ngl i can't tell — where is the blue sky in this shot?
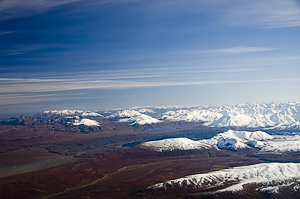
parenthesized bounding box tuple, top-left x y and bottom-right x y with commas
(1, 0, 300, 114)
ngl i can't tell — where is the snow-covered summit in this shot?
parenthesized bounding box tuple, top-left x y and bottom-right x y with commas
(141, 138, 211, 152)
(73, 118, 100, 127)
(209, 130, 274, 150)
(113, 110, 160, 125)
(218, 130, 274, 140)
(151, 162, 300, 192)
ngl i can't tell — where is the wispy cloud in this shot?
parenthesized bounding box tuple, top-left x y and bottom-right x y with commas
(0, 63, 298, 106)
(223, 0, 300, 28)
(0, 0, 81, 20)
(0, 94, 60, 105)
(0, 72, 297, 94)
(1, 44, 69, 56)
(202, 46, 278, 54)
(0, 31, 13, 36)
(1, 76, 299, 107)
(2, 45, 46, 56)
(0, 93, 89, 105)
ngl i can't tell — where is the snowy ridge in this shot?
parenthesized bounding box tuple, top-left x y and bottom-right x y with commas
(82, 111, 102, 117)
(43, 110, 102, 127)
(137, 108, 156, 114)
(151, 162, 300, 192)
(73, 118, 100, 126)
(105, 102, 300, 128)
(209, 130, 274, 150)
(161, 102, 300, 129)
(43, 102, 300, 129)
(141, 130, 300, 152)
(162, 109, 223, 124)
(260, 135, 300, 152)
(44, 110, 84, 115)
(140, 138, 211, 152)
(116, 110, 160, 125)
(44, 110, 101, 117)
(141, 130, 275, 151)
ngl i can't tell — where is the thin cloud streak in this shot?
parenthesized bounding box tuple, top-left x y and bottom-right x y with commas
(1, 77, 299, 106)
(0, 62, 298, 105)
(0, 0, 81, 20)
(0, 66, 262, 85)
(0, 93, 88, 105)
(1, 44, 69, 56)
(1, 77, 300, 94)
(0, 94, 60, 105)
(0, 31, 13, 36)
(202, 47, 279, 54)
(223, 0, 300, 28)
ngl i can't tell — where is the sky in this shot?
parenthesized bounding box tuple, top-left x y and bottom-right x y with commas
(0, 0, 300, 114)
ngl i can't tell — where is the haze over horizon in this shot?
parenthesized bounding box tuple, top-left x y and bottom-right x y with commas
(1, 0, 300, 114)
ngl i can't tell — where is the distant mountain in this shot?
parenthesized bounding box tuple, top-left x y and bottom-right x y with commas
(2, 102, 300, 131)
(43, 110, 102, 117)
(0, 110, 102, 133)
(110, 110, 160, 125)
(109, 102, 300, 130)
(159, 102, 300, 130)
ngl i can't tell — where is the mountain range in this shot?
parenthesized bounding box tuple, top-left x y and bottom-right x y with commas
(4, 102, 299, 131)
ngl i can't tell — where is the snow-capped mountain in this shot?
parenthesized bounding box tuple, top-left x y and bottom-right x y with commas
(111, 110, 160, 125)
(160, 102, 300, 129)
(42, 110, 102, 127)
(208, 130, 274, 150)
(140, 130, 271, 151)
(140, 138, 211, 152)
(104, 102, 300, 130)
(23, 102, 300, 130)
(73, 118, 100, 126)
(44, 110, 102, 117)
(141, 130, 300, 152)
(13, 109, 103, 132)
(150, 162, 300, 193)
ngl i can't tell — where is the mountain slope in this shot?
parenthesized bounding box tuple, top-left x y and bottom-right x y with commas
(150, 162, 300, 193)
